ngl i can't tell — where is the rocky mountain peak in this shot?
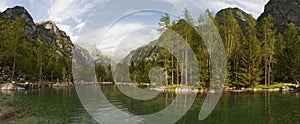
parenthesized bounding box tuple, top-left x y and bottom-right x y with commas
(0, 6, 73, 57)
(258, 0, 300, 32)
(0, 6, 35, 26)
(215, 7, 252, 23)
(0, 6, 36, 38)
(215, 7, 254, 35)
(38, 21, 66, 38)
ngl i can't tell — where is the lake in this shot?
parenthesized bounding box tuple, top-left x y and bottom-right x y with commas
(1, 84, 300, 124)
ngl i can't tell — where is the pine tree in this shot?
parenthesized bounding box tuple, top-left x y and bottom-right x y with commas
(238, 15, 262, 87)
(285, 23, 299, 82)
(158, 13, 170, 33)
(215, 9, 243, 87)
(261, 14, 276, 86)
(274, 33, 285, 82)
(4, 18, 27, 79)
(36, 42, 48, 83)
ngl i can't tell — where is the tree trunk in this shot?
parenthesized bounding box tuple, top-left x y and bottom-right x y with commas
(39, 59, 43, 83)
(185, 37, 188, 85)
(12, 56, 16, 79)
(171, 31, 174, 85)
(39, 64, 42, 83)
(176, 62, 179, 85)
(264, 35, 267, 86)
(51, 71, 54, 82)
(164, 55, 168, 86)
(171, 51, 174, 85)
(165, 70, 168, 86)
(265, 61, 267, 86)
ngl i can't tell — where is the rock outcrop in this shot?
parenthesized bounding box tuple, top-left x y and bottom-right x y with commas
(0, 6, 73, 57)
(0, 83, 25, 90)
(258, 0, 300, 33)
(0, 6, 74, 82)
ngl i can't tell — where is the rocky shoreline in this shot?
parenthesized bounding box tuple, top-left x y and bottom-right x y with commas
(0, 82, 74, 91)
(150, 85, 300, 94)
(100, 83, 300, 94)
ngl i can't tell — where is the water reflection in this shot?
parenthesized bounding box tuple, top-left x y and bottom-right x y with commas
(76, 84, 198, 124)
(1, 86, 300, 124)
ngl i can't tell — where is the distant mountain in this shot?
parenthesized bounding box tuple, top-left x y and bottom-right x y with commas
(258, 0, 300, 33)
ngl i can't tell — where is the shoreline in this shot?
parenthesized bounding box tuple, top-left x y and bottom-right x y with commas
(0, 82, 74, 91)
(1, 82, 299, 93)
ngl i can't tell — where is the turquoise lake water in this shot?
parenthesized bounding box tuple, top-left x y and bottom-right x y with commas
(1, 84, 300, 124)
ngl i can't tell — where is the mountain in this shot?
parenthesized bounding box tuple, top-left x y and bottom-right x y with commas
(120, 19, 208, 84)
(120, 0, 300, 87)
(0, 6, 73, 57)
(215, 7, 254, 34)
(258, 0, 300, 33)
(0, 6, 73, 82)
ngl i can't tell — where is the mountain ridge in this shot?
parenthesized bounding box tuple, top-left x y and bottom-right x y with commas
(0, 6, 74, 82)
(258, 0, 300, 33)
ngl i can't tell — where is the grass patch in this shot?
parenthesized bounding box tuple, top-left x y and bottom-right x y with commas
(159, 84, 194, 89)
(254, 83, 295, 89)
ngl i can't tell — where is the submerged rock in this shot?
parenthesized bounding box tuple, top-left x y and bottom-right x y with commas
(0, 95, 17, 120)
(0, 111, 15, 119)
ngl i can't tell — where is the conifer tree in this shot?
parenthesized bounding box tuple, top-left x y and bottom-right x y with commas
(261, 14, 276, 86)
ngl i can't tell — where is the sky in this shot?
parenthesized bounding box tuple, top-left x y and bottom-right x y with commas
(0, 0, 269, 56)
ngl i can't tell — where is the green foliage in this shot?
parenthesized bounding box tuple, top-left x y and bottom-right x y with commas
(121, 8, 300, 89)
(274, 23, 300, 83)
(238, 15, 263, 87)
(260, 14, 276, 86)
(158, 13, 170, 33)
(254, 83, 295, 89)
(215, 9, 244, 86)
(0, 18, 72, 82)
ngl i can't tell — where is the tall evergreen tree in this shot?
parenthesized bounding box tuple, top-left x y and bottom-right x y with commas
(215, 9, 243, 87)
(36, 42, 48, 82)
(261, 14, 276, 86)
(285, 23, 300, 82)
(238, 15, 262, 87)
(4, 18, 27, 79)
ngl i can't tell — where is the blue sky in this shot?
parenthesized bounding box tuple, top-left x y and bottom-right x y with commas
(0, 0, 269, 56)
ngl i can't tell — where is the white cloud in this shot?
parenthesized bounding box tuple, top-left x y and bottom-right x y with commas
(57, 24, 73, 35)
(194, 0, 268, 18)
(104, 25, 160, 62)
(231, 0, 268, 17)
(0, 1, 8, 12)
(152, 0, 181, 4)
(3, 0, 269, 57)
(56, 24, 73, 36)
(98, 22, 158, 53)
(74, 22, 86, 31)
(47, 0, 105, 23)
(112, 26, 160, 60)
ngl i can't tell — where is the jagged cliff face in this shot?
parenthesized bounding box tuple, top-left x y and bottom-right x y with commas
(35, 21, 73, 57)
(215, 8, 252, 25)
(0, 6, 36, 38)
(258, 0, 300, 32)
(215, 7, 254, 35)
(0, 6, 73, 57)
